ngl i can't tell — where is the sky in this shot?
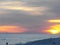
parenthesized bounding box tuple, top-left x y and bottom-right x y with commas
(0, 0, 60, 34)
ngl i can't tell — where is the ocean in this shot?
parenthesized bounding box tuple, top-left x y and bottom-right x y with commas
(0, 34, 60, 45)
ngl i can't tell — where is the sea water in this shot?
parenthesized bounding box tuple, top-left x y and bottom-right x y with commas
(0, 34, 60, 45)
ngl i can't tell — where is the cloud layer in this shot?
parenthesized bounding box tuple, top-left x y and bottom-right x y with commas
(0, 0, 60, 33)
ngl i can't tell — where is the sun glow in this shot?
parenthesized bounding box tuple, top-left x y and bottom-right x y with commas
(48, 30, 59, 34)
(46, 25, 60, 34)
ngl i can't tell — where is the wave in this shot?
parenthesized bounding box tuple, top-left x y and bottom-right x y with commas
(15, 38, 60, 45)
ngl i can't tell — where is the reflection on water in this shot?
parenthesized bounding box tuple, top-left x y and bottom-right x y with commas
(0, 34, 60, 45)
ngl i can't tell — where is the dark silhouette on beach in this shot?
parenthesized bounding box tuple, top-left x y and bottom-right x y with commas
(52, 41, 56, 45)
(6, 42, 8, 45)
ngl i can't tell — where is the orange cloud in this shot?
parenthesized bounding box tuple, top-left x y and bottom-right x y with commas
(0, 25, 27, 33)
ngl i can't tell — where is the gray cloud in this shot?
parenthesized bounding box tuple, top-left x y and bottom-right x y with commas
(0, 0, 60, 33)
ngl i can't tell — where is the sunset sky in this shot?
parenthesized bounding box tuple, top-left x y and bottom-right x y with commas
(0, 0, 60, 34)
